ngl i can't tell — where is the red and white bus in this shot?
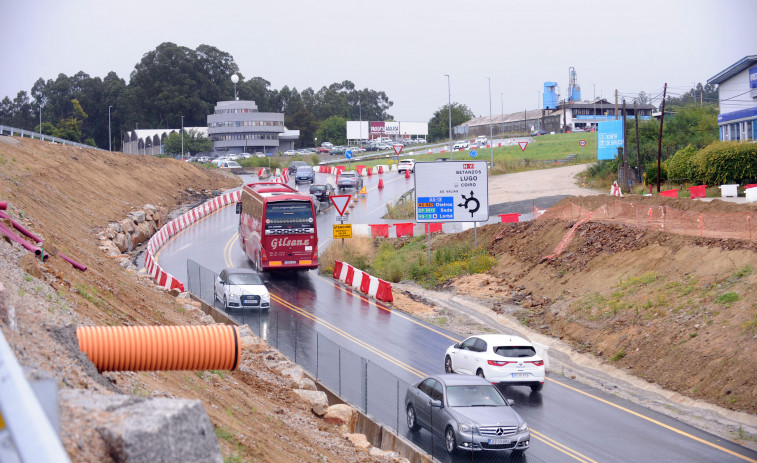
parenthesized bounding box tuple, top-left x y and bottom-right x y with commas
(236, 182, 318, 271)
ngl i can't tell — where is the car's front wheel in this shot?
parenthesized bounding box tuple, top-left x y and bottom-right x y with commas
(406, 405, 420, 431)
(444, 355, 454, 374)
(223, 296, 229, 311)
(445, 426, 457, 454)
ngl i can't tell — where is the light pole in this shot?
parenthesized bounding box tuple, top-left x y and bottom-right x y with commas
(500, 92, 504, 135)
(444, 74, 452, 159)
(231, 74, 239, 100)
(487, 77, 493, 167)
(593, 83, 596, 129)
(358, 99, 362, 147)
(39, 104, 42, 138)
(108, 105, 112, 151)
(180, 115, 184, 159)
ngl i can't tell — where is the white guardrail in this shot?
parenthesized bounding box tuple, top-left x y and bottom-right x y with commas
(0, 330, 70, 462)
(0, 124, 107, 151)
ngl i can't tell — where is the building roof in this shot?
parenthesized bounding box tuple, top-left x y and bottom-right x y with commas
(707, 55, 757, 85)
(459, 108, 558, 127)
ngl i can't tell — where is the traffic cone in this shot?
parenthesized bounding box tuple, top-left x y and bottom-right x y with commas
(405, 169, 411, 179)
(378, 178, 384, 189)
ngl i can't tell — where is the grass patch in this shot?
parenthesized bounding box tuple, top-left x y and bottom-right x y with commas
(610, 349, 626, 361)
(75, 284, 105, 307)
(717, 292, 739, 305)
(734, 266, 752, 279)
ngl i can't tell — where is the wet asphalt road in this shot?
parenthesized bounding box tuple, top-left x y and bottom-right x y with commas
(155, 170, 757, 463)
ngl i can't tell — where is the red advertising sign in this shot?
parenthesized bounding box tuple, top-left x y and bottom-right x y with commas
(369, 121, 385, 135)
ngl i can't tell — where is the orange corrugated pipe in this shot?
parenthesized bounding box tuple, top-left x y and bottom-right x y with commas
(76, 325, 240, 372)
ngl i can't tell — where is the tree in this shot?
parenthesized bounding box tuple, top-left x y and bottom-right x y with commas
(315, 116, 347, 146)
(162, 129, 213, 156)
(428, 103, 474, 141)
(286, 108, 319, 148)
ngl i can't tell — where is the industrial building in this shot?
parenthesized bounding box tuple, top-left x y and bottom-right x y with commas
(707, 55, 757, 141)
(122, 127, 207, 156)
(455, 67, 655, 139)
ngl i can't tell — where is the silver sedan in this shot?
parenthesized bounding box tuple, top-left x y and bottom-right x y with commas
(405, 374, 529, 456)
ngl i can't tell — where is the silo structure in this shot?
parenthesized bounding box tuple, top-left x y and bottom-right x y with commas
(543, 82, 558, 109)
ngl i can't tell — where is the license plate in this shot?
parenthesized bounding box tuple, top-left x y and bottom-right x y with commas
(284, 261, 297, 264)
(512, 373, 530, 378)
(488, 438, 511, 445)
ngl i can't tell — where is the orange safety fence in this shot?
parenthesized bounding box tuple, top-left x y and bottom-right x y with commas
(539, 199, 755, 242)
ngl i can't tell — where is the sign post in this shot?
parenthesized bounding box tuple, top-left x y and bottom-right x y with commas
(330, 195, 352, 246)
(579, 139, 586, 157)
(415, 160, 489, 255)
(345, 149, 353, 168)
(393, 144, 403, 163)
(518, 141, 528, 163)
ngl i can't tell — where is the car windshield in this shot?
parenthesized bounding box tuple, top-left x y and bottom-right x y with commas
(311, 185, 326, 192)
(341, 173, 356, 178)
(446, 385, 507, 407)
(227, 272, 263, 285)
(494, 346, 537, 357)
(296, 166, 313, 173)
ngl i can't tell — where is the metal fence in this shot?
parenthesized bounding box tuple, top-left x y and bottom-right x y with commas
(0, 124, 107, 151)
(185, 259, 413, 435)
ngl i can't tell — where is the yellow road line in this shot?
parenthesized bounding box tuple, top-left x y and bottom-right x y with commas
(546, 377, 757, 463)
(530, 429, 598, 463)
(154, 201, 234, 264)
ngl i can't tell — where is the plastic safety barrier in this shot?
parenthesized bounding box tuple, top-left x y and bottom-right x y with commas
(688, 185, 707, 199)
(333, 260, 393, 303)
(499, 213, 520, 223)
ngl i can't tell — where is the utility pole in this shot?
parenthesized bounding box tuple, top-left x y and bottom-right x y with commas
(622, 99, 627, 190)
(614, 89, 619, 120)
(444, 74, 452, 159)
(656, 83, 668, 193)
(524, 109, 527, 135)
(634, 100, 641, 182)
(487, 77, 493, 168)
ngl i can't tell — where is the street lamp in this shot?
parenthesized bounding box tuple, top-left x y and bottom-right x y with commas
(487, 77, 493, 167)
(500, 92, 504, 134)
(180, 115, 184, 159)
(444, 74, 452, 159)
(108, 105, 113, 152)
(231, 74, 239, 100)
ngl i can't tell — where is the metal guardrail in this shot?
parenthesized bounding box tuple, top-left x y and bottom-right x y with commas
(185, 259, 413, 434)
(0, 125, 107, 151)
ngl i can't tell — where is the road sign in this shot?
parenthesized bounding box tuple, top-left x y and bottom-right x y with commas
(332, 224, 352, 239)
(518, 141, 528, 152)
(345, 150, 353, 159)
(470, 149, 477, 158)
(414, 161, 489, 222)
(330, 195, 352, 216)
(393, 145, 403, 155)
(579, 139, 586, 147)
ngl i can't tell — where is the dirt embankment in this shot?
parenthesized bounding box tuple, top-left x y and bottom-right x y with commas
(442, 195, 757, 415)
(0, 137, 392, 462)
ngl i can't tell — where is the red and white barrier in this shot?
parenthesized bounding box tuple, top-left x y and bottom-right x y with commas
(333, 260, 393, 302)
(144, 189, 242, 291)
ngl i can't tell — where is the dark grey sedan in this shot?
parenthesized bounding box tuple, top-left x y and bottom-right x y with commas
(405, 374, 529, 456)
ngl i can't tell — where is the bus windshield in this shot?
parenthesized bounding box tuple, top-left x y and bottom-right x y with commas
(265, 202, 314, 232)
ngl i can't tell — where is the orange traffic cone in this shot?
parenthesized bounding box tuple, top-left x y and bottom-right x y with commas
(405, 169, 411, 179)
(378, 178, 384, 189)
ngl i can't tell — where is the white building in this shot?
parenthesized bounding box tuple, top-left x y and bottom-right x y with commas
(707, 55, 757, 141)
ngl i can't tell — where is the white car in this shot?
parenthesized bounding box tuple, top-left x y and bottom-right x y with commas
(397, 159, 415, 173)
(217, 161, 242, 169)
(214, 268, 270, 311)
(228, 153, 240, 161)
(476, 136, 488, 146)
(453, 141, 469, 150)
(444, 334, 545, 392)
(283, 150, 297, 156)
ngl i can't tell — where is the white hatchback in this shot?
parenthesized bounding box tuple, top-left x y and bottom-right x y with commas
(444, 334, 545, 392)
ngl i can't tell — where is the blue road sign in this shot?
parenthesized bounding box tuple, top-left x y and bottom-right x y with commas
(470, 149, 477, 158)
(345, 150, 353, 159)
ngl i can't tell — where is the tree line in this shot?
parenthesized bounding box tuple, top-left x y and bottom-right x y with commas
(0, 42, 397, 149)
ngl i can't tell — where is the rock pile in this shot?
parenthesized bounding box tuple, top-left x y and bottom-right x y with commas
(96, 204, 167, 271)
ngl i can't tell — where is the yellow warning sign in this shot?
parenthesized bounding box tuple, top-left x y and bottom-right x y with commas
(333, 224, 352, 239)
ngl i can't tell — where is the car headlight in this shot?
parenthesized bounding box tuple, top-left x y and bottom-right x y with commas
(261, 293, 270, 303)
(518, 422, 529, 433)
(458, 423, 478, 434)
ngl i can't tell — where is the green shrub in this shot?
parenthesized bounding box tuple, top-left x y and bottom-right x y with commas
(692, 141, 757, 185)
(665, 145, 698, 182)
(644, 161, 667, 185)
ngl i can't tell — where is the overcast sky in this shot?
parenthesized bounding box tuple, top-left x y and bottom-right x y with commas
(1, 0, 755, 123)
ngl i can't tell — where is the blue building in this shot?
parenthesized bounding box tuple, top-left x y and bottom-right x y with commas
(707, 55, 757, 141)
